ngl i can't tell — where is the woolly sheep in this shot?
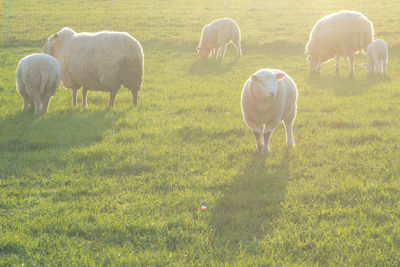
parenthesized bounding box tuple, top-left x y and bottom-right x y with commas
(16, 53, 61, 116)
(198, 18, 241, 59)
(43, 27, 144, 107)
(365, 39, 388, 76)
(305, 10, 374, 77)
(241, 69, 298, 155)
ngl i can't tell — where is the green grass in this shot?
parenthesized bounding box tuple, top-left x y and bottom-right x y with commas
(1, 0, 400, 265)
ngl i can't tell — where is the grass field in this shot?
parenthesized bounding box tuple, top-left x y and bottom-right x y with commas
(1, 0, 400, 265)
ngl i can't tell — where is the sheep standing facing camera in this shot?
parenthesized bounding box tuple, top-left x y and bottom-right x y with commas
(198, 18, 241, 59)
(241, 69, 298, 155)
(16, 53, 61, 116)
(365, 39, 388, 76)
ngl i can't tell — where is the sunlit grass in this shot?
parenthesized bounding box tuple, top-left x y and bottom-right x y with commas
(1, 0, 400, 265)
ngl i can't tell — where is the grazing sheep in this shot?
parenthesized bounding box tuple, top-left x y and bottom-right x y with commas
(241, 69, 298, 155)
(365, 39, 388, 76)
(198, 18, 241, 59)
(305, 10, 374, 77)
(43, 27, 144, 107)
(16, 53, 61, 116)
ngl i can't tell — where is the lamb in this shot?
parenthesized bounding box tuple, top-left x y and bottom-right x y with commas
(43, 27, 144, 107)
(16, 53, 61, 116)
(305, 10, 374, 77)
(241, 69, 298, 155)
(197, 18, 241, 59)
(365, 39, 388, 76)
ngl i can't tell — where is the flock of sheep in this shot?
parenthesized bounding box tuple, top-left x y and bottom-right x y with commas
(15, 10, 388, 154)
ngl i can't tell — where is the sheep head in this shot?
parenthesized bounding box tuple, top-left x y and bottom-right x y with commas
(251, 70, 286, 99)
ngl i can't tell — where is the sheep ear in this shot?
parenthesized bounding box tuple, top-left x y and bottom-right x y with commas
(54, 33, 59, 39)
(251, 74, 259, 82)
(276, 72, 286, 80)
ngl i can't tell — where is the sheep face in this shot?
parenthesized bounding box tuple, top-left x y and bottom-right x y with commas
(43, 33, 59, 56)
(307, 53, 321, 73)
(198, 46, 210, 58)
(251, 71, 286, 99)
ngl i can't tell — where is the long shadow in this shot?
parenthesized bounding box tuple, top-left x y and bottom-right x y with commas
(245, 40, 305, 56)
(188, 56, 239, 76)
(210, 149, 290, 252)
(388, 43, 400, 59)
(307, 74, 382, 96)
(0, 109, 123, 153)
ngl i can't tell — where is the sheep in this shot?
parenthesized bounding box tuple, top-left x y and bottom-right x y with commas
(197, 18, 241, 59)
(16, 53, 61, 116)
(43, 27, 144, 107)
(241, 69, 298, 155)
(365, 39, 388, 76)
(305, 10, 374, 77)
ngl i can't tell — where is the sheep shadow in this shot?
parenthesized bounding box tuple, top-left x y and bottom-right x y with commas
(245, 40, 305, 55)
(188, 56, 239, 76)
(388, 43, 400, 59)
(307, 73, 382, 96)
(0, 109, 123, 153)
(210, 149, 290, 251)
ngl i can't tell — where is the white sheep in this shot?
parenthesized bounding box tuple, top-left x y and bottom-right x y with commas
(16, 53, 61, 116)
(305, 10, 374, 77)
(43, 27, 144, 107)
(365, 39, 388, 76)
(198, 18, 241, 59)
(241, 69, 298, 154)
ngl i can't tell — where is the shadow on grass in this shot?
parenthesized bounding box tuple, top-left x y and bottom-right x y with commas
(0, 109, 123, 152)
(210, 149, 290, 252)
(244, 40, 305, 56)
(388, 43, 400, 59)
(307, 74, 382, 96)
(188, 56, 239, 76)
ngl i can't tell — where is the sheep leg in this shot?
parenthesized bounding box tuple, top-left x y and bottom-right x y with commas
(262, 131, 272, 155)
(234, 39, 242, 56)
(22, 97, 30, 113)
(335, 55, 340, 76)
(72, 89, 78, 107)
(82, 88, 88, 107)
(283, 118, 295, 148)
(210, 48, 217, 58)
(109, 89, 119, 108)
(218, 45, 227, 59)
(40, 96, 51, 114)
(20, 91, 31, 113)
(131, 89, 138, 107)
(348, 54, 354, 77)
(383, 60, 387, 76)
(32, 95, 42, 116)
(374, 57, 382, 76)
(252, 129, 263, 152)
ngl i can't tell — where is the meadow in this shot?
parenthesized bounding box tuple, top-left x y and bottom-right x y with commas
(1, 0, 400, 265)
